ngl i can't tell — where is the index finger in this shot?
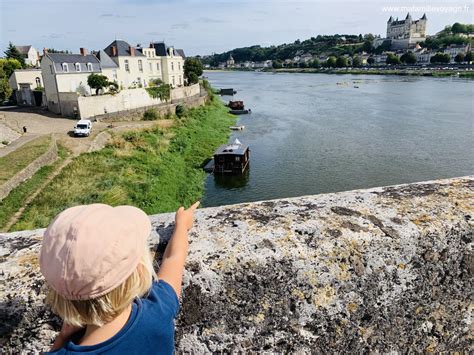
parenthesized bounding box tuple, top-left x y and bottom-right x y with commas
(189, 201, 200, 210)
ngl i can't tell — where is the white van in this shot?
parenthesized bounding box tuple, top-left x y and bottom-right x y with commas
(74, 120, 92, 137)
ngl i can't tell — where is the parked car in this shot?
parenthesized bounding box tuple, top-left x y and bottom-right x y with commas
(74, 120, 92, 137)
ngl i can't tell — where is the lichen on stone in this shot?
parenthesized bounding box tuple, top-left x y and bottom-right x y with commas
(1, 176, 473, 352)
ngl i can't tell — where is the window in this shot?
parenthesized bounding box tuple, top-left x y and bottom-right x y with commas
(113, 70, 117, 79)
(87, 63, 93, 71)
(62, 63, 69, 72)
(138, 60, 143, 72)
(172, 76, 175, 86)
(125, 59, 130, 72)
(149, 63, 152, 72)
(50, 65, 54, 74)
(179, 76, 182, 86)
(75, 63, 81, 72)
(171, 62, 174, 71)
(178, 62, 181, 70)
(156, 63, 160, 71)
(35, 77, 41, 88)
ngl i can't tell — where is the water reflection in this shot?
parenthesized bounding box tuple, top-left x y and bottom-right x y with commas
(212, 167, 250, 189)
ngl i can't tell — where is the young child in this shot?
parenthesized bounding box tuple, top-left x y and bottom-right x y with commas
(39, 201, 199, 354)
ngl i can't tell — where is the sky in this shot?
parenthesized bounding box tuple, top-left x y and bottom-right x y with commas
(1, 0, 472, 56)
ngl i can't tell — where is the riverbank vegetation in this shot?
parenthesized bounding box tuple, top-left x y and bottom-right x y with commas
(254, 67, 474, 78)
(203, 22, 473, 67)
(10, 95, 236, 231)
(0, 135, 52, 185)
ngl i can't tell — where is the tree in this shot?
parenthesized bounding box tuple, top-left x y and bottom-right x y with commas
(352, 55, 361, 67)
(362, 40, 373, 53)
(326, 56, 337, 67)
(451, 22, 467, 34)
(309, 58, 320, 68)
(454, 52, 465, 63)
(336, 56, 348, 67)
(367, 56, 375, 65)
(272, 60, 283, 69)
(87, 73, 110, 95)
(430, 53, 451, 64)
(400, 51, 417, 64)
(4, 42, 25, 68)
(386, 53, 401, 65)
(0, 58, 21, 102)
(299, 61, 308, 68)
(465, 51, 473, 63)
(184, 58, 203, 85)
(0, 58, 22, 79)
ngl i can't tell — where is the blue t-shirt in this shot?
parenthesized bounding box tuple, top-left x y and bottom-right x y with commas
(47, 280, 180, 355)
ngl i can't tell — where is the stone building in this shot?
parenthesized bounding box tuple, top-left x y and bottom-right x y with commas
(386, 13, 427, 49)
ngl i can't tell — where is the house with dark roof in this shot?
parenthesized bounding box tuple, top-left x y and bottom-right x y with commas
(14, 45, 40, 67)
(145, 42, 185, 87)
(40, 48, 102, 114)
(103, 40, 148, 88)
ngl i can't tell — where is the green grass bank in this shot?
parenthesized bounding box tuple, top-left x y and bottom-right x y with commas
(0, 135, 52, 185)
(0, 146, 68, 232)
(10, 97, 236, 231)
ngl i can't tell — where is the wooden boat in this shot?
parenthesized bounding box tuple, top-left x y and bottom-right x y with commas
(213, 138, 250, 175)
(220, 88, 237, 95)
(228, 100, 245, 110)
(229, 109, 251, 115)
(229, 125, 245, 130)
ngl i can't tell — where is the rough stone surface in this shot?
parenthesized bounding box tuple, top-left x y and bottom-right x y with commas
(0, 176, 473, 353)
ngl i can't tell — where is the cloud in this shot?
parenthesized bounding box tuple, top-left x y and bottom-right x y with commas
(100, 13, 136, 18)
(196, 17, 225, 24)
(171, 23, 189, 30)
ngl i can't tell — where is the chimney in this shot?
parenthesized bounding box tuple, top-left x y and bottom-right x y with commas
(43, 48, 49, 55)
(130, 46, 135, 56)
(111, 45, 117, 56)
(80, 47, 88, 56)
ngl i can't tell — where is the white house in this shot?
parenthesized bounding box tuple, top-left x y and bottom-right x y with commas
(147, 42, 185, 87)
(443, 44, 471, 63)
(103, 40, 148, 89)
(15, 45, 40, 67)
(8, 69, 43, 105)
(41, 50, 102, 114)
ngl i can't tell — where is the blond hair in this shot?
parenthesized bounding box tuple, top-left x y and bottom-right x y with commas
(46, 245, 156, 327)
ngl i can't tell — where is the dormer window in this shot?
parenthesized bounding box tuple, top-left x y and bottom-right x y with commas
(87, 63, 93, 71)
(62, 63, 69, 72)
(75, 63, 81, 72)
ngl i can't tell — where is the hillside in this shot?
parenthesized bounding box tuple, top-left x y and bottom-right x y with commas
(201, 22, 473, 65)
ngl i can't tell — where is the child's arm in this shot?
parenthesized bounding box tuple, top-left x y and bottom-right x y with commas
(157, 201, 200, 298)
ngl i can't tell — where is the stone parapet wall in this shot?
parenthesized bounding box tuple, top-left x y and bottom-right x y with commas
(0, 176, 472, 352)
(0, 137, 57, 201)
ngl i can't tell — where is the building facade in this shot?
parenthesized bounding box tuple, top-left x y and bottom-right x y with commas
(15, 45, 40, 67)
(41, 50, 101, 114)
(386, 13, 427, 49)
(8, 69, 43, 106)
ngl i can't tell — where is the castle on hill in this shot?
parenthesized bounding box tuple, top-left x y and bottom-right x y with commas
(385, 13, 427, 49)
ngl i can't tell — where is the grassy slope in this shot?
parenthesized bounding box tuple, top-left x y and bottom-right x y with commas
(0, 135, 52, 184)
(0, 146, 68, 231)
(11, 97, 236, 231)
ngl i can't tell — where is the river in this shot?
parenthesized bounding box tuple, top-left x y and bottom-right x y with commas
(203, 71, 474, 207)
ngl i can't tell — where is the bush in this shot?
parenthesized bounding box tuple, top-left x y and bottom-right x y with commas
(143, 108, 159, 121)
(175, 104, 186, 118)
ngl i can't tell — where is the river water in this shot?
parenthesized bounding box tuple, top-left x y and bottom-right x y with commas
(203, 71, 474, 207)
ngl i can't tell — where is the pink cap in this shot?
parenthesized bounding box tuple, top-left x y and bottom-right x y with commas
(40, 204, 151, 300)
